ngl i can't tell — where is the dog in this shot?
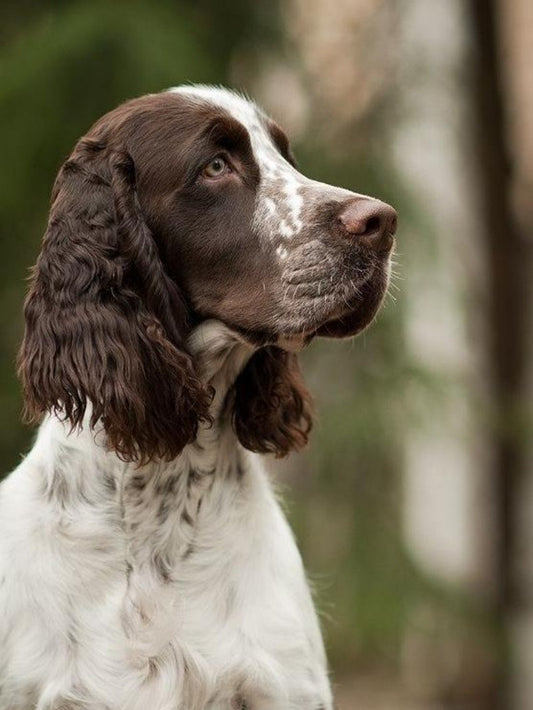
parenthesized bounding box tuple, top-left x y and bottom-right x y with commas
(0, 85, 396, 710)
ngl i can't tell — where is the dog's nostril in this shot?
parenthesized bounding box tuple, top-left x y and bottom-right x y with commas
(337, 197, 397, 250)
(364, 215, 382, 235)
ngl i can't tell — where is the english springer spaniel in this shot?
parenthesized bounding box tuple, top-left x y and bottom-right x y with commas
(0, 86, 396, 710)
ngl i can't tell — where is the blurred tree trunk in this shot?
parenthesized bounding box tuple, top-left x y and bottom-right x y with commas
(468, 1, 533, 708)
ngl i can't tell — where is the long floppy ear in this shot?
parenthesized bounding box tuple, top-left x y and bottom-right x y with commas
(232, 346, 313, 457)
(18, 138, 211, 463)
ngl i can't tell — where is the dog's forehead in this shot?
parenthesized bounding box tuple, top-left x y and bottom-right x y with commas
(168, 85, 289, 173)
(169, 85, 268, 143)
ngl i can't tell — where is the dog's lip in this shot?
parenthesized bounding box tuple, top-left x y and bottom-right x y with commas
(275, 301, 366, 345)
(313, 269, 391, 339)
(275, 282, 383, 344)
(313, 307, 368, 338)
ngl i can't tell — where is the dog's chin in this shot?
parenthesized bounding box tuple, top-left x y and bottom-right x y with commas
(314, 301, 381, 338)
(298, 262, 388, 340)
(271, 273, 389, 351)
(273, 285, 388, 352)
(315, 276, 389, 339)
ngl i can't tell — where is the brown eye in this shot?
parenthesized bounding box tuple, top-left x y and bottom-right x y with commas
(203, 156, 229, 178)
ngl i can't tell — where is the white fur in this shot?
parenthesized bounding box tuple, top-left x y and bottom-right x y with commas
(0, 322, 332, 710)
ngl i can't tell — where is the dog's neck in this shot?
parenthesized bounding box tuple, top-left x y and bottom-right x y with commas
(35, 320, 257, 484)
(179, 320, 256, 471)
(26, 321, 257, 575)
(23, 321, 263, 626)
(186, 319, 256, 420)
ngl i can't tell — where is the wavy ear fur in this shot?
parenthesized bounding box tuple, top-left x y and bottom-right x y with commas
(18, 139, 211, 463)
(232, 346, 313, 457)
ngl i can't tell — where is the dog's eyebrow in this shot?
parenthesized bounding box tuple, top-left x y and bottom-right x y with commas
(180, 115, 259, 188)
(265, 120, 297, 168)
(202, 116, 251, 152)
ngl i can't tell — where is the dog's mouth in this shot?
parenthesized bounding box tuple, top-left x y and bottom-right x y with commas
(271, 272, 389, 352)
(200, 243, 393, 351)
(216, 266, 389, 352)
(279, 252, 392, 343)
(274, 232, 394, 341)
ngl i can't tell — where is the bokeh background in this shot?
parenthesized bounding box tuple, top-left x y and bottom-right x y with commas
(1, 1, 532, 708)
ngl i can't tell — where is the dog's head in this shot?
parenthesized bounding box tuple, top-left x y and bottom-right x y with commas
(19, 86, 396, 463)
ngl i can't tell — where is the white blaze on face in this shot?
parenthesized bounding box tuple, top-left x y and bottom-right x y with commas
(169, 85, 363, 262)
(169, 85, 311, 244)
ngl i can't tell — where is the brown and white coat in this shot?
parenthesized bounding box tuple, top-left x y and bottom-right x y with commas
(0, 86, 396, 710)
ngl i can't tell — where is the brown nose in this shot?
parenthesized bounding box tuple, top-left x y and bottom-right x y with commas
(337, 197, 397, 251)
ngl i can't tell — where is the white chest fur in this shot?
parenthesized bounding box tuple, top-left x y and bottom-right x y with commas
(0, 323, 332, 710)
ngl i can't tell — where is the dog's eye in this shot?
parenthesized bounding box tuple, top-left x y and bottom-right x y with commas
(202, 157, 230, 179)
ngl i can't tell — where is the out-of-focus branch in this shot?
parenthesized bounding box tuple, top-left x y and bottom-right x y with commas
(468, 0, 533, 708)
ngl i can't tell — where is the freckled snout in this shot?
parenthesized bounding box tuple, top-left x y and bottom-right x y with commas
(337, 197, 397, 252)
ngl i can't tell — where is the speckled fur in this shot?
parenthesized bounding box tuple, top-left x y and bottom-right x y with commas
(0, 322, 332, 710)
